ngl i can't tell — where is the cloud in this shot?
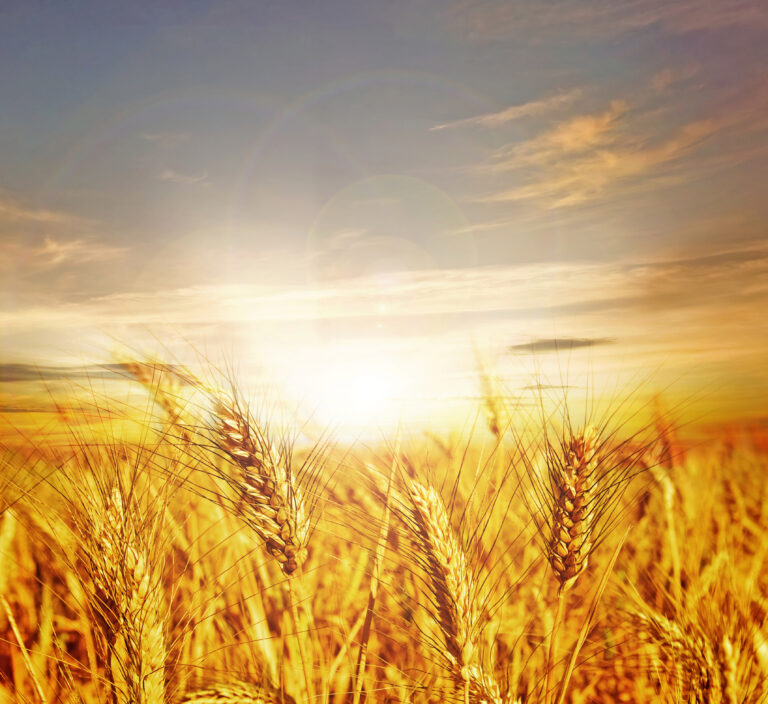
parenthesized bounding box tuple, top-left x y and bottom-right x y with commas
(37, 236, 126, 266)
(0, 363, 126, 383)
(140, 132, 190, 149)
(487, 100, 628, 169)
(650, 65, 699, 93)
(0, 236, 126, 274)
(446, 0, 768, 40)
(158, 168, 208, 184)
(0, 194, 88, 226)
(430, 89, 580, 130)
(475, 83, 768, 207)
(614, 0, 768, 34)
(1, 240, 765, 333)
(0, 362, 190, 384)
(0, 239, 766, 428)
(508, 337, 615, 353)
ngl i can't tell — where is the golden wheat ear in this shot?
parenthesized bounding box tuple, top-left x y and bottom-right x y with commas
(548, 427, 598, 595)
(634, 608, 722, 700)
(518, 418, 647, 597)
(626, 567, 767, 704)
(513, 406, 652, 704)
(200, 391, 325, 576)
(395, 477, 502, 704)
(72, 457, 168, 704)
(179, 681, 290, 704)
(475, 350, 510, 441)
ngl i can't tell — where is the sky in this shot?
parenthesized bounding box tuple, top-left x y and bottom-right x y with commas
(1, 0, 767, 436)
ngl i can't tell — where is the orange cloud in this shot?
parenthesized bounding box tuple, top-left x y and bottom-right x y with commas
(476, 77, 768, 207)
(487, 100, 628, 168)
(650, 65, 699, 93)
(0, 236, 126, 273)
(0, 194, 88, 226)
(486, 118, 719, 206)
(430, 89, 580, 130)
(446, 0, 767, 39)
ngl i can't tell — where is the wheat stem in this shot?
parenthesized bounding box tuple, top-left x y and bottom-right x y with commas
(545, 593, 564, 704)
(288, 577, 314, 701)
(554, 527, 629, 704)
(1, 593, 49, 704)
(352, 436, 397, 704)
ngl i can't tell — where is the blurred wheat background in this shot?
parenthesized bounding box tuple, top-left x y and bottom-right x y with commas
(0, 359, 765, 704)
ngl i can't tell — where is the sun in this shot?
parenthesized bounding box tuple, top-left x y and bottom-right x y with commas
(280, 350, 406, 435)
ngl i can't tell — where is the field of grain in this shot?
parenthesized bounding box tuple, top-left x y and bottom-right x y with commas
(0, 362, 766, 704)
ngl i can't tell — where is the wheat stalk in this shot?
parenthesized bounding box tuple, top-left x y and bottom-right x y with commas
(211, 396, 310, 576)
(207, 392, 323, 698)
(542, 426, 600, 704)
(547, 427, 598, 595)
(403, 479, 501, 704)
(720, 634, 739, 704)
(81, 485, 166, 704)
(0, 509, 17, 602)
(1, 593, 49, 703)
(215, 400, 310, 575)
(477, 363, 508, 442)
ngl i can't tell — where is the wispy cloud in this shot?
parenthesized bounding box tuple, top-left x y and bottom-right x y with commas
(650, 65, 699, 93)
(2, 240, 765, 334)
(473, 77, 768, 207)
(0, 194, 88, 226)
(487, 99, 628, 167)
(508, 337, 615, 353)
(0, 362, 189, 384)
(0, 404, 52, 414)
(482, 113, 721, 207)
(446, 0, 768, 40)
(430, 89, 580, 130)
(0, 363, 125, 383)
(0, 236, 126, 274)
(140, 132, 190, 149)
(158, 168, 208, 184)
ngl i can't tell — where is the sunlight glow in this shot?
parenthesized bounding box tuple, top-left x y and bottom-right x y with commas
(280, 352, 408, 434)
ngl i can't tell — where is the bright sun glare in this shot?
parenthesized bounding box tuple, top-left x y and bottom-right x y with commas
(281, 353, 406, 435)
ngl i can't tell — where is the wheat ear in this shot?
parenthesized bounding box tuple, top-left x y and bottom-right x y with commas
(213, 398, 309, 576)
(179, 682, 281, 703)
(478, 364, 507, 442)
(211, 395, 316, 698)
(543, 427, 599, 704)
(405, 480, 501, 704)
(548, 427, 598, 594)
(83, 487, 166, 704)
(635, 610, 721, 701)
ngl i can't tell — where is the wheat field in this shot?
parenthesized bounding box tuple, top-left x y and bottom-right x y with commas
(0, 361, 766, 704)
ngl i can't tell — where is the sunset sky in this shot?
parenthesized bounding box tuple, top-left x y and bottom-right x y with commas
(2, 1, 767, 435)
